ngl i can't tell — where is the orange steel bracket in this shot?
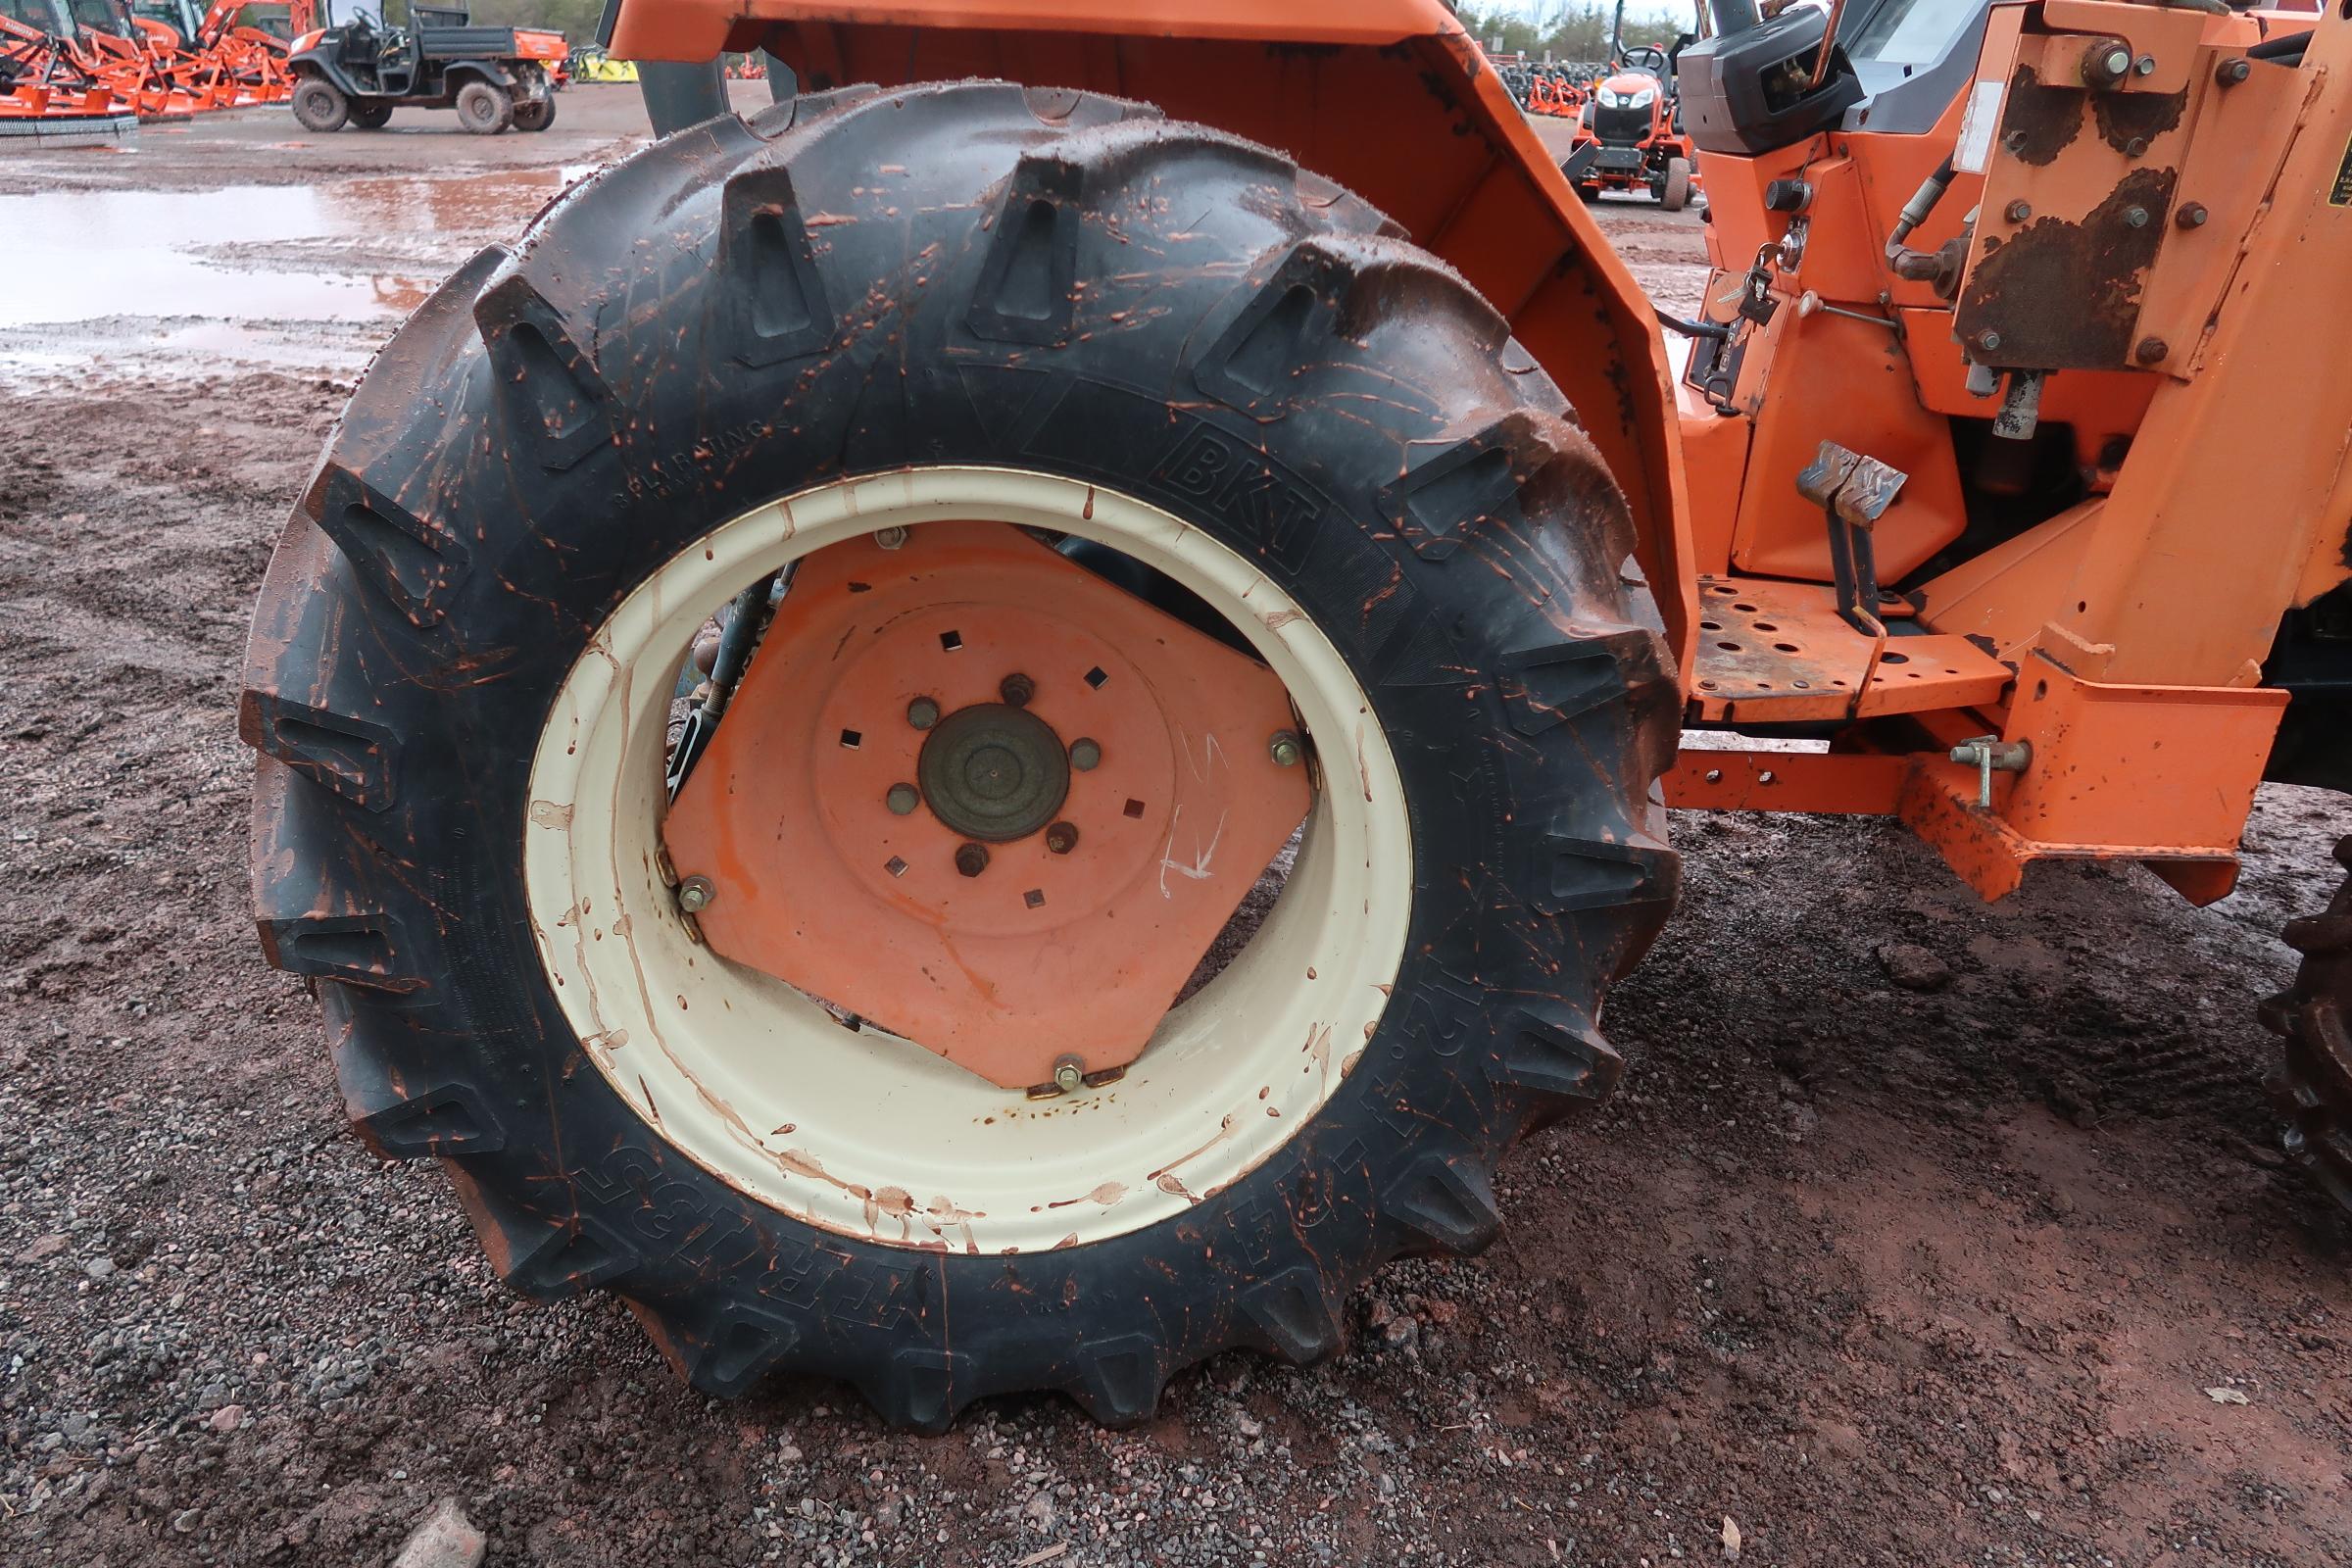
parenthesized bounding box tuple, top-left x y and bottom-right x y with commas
(1898, 655, 2288, 905)
(607, 0, 1699, 680)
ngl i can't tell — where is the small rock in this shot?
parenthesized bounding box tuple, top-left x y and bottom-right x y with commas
(1877, 943, 1953, 993)
(2203, 1386, 2249, 1406)
(207, 1404, 245, 1434)
(1236, 1412, 1263, 1439)
(2240, 1141, 2288, 1171)
(82, 1257, 117, 1281)
(1023, 1492, 1056, 1531)
(392, 1497, 485, 1568)
(172, 1508, 203, 1535)
(17, 1234, 70, 1264)
(1720, 1515, 1742, 1558)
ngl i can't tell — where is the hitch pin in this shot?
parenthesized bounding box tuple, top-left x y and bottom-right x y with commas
(1949, 736, 2032, 808)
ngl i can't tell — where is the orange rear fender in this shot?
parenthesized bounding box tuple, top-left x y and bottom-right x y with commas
(607, 0, 1697, 675)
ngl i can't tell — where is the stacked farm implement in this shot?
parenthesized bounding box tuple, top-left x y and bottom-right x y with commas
(1, 0, 297, 139)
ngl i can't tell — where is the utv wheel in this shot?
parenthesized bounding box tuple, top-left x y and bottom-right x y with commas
(1661, 157, 1692, 212)
(511, 95, 553, 131)
(291, 75, 348, 132)
(240, 83, 1679, 1430)
(455, 79, 513, 133)
(2263, 834, 2352, 1211)
(348, 100, 392, 129)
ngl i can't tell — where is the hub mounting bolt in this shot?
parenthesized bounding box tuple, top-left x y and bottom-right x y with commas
(955, 843, 990, 878)
(907, 696, 941, 730)
(1269, 730, 1304, 768)
(1068, 737, 1102, 771)
(676, 875, 716, 913)
(999, 672, 1036, 708)
(886, 782, 920, 815)
(874, 526, 908, 550)
(1045, 821, 1079, 855)
(1053, 1055, 1085, 1095)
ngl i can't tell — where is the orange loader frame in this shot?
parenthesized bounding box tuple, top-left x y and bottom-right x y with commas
(608, 0, 2352, 908)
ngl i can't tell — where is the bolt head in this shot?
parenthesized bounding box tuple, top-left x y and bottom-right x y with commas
(2132, 54, 2156, 76)
(2124, 136, 2149, 159)
(1268, 729, 1303, 768)
(2176, 201, 2208, 228)
(2123, 205, 2149, 228)
(1068, 737, 1102, 771)
(906, 696, 940, 730)
(2135, 336, 2169, 365)
(2105, 49, 2131, 75)
(2003, 199, 2032, 223)
(886, 782, 920, 815)
(1045, 821, 1079, 855)
(1052, 1056, 1084, 1094)
(873, 525, 908, 550)
(955, 843, 990, 878)
(2219, 57, 2250, 85)
(676, 875, 716, 913)
(1977, 329, 2003, 353)
(998, 672, 1035, 708)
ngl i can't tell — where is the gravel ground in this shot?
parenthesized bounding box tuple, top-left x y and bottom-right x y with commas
(2, 90, 2349, 1568)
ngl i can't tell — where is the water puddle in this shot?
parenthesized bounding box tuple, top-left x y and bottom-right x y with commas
(0, 167, 587, 380)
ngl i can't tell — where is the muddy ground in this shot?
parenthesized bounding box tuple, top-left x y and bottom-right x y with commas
(3, 89, 2349, 1568)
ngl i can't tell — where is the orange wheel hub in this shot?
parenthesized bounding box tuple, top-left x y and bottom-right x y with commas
(662, 521, 1312, 1091)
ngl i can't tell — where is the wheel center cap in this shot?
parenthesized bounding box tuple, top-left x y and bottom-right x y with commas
(918, 703, 1069, 842)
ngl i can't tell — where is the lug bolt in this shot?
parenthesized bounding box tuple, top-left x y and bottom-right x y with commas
(676, 875, 716, 913)
(2123, 205, 2149, 228)
(907, 696, 940, 730)
(2217, 57, 2250, 86)
(874, 525, 908, 550)
(2135, 336, 2169, 364)
(2003, 199, 2033, 223)
(1045, 821, 1079, 854)
(999, 672, 1036, 708)
(1269, 729, 1304, 767)
(2176, 201, 2208, 228)
(1053, 1055, 1085, 1095)
(1068, 737, 1102, 771)
(955, 843, 990, 877)
(886, 782, 919, 815)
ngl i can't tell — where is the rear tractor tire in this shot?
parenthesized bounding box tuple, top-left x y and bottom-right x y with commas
(290, 75, 347, 132)
(240, 82, 1680, 1429)
(456, 79, 513, 133)
(2264, 835, 2352, 1211)
(348, 100, 392, 130)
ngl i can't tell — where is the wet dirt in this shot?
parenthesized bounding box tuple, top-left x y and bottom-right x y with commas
(2, 95, 2349, 1568)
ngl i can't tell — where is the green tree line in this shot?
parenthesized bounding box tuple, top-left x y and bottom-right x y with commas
(1457, 2, 1699, 61)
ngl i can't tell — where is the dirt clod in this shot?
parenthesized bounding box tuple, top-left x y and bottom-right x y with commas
(1878, 940, 1956, 991)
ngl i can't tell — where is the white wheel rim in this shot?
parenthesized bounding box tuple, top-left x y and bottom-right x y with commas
(523, 466, 1412, 1253)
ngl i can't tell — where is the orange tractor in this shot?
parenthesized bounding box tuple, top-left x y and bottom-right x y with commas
(241, 0, 2352, 1428)
(1564, 38, 1700, 207)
